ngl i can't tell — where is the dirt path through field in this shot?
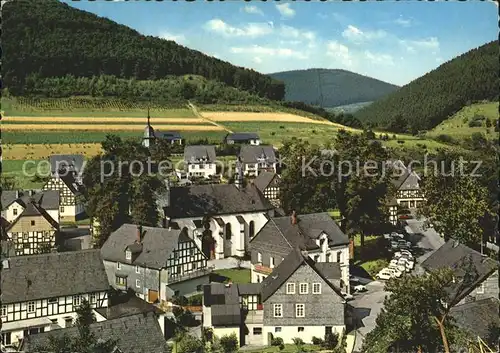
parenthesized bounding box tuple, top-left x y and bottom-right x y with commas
(187, 102, 233, 133)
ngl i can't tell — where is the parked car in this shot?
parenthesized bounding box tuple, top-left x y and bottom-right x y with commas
(376, 267, 402, 280)
(385, 267, 403, 278)
(390, 241, 399, 250)
(391, 232, 405, 239)
(397, 239, 412, 247)
(398, 257, 415, 270)
(353, 284, 367, 293)
(388, 263, 407, 273)
(394, 250, 413, 259)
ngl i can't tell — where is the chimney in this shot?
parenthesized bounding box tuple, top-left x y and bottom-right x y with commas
(15, 190, 20, 199)
(291, 210, 297, 225)
(137, 225, 143, 243)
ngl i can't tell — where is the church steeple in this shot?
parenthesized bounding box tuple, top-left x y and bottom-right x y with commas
(143, 108, 155, 148)
(147, 107, 151, 126)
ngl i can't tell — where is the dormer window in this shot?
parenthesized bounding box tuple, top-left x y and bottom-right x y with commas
(125, 251, 132, 260)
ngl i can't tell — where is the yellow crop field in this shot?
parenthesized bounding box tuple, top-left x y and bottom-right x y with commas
(4, 116, 206, 124)
(2, 124, 225, 131)
(4, 143, 102, 160)
(202, 111, 338, 125)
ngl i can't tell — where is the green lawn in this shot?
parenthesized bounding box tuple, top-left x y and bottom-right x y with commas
(352, 234, 389, 278)
(241, 344, 321, 353)
(211, 269, 251, 284)
(2, 159, 48, 189)
(426, 101, 498, 140)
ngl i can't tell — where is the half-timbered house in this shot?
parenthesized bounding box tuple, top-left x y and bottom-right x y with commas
(1, 190, 60, 224)
(100, 224, 211, 304)
(253, 172, 281, 208)
(42, 154, 85, 221)
(388, 160, 425, 210)
(0, 250, 109, 348)
(4, 200, 60, 256)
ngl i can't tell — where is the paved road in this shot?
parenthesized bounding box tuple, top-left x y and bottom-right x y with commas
(405, 218, 444, 275)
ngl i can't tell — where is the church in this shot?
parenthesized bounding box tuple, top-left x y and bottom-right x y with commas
(142, 109, 183, 147)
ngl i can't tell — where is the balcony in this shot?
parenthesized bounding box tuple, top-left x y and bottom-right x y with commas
(168, 267, 213, 284)
(243, 309, 263, 324)
(254, 264, 273, 275)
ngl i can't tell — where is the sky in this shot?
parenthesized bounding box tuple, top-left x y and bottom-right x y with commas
(64, 0, 498, 86)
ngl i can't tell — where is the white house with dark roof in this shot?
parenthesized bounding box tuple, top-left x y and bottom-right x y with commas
(100, 224, 211, 304)
(184, 145, 217, 179)
(225, 132, 261, 145)
(157, 180, 276, 260)
(20, 312, 170, 353)
(202, 248, 346, 347)
(249, 212, 351, 293)
(239, 145, 277, 177)
(388, 160, 425, 210)
(4, 200, 60, 256)
(0, 250, 109, 348)
(1, 190, 60, 224)
(42, 154, 85, 221)
(253, 171, 281, 208)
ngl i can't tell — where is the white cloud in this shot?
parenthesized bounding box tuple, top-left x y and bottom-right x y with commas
(326, 40, 353, 67)
(204, 19, 272, 38)
(394, 16, 412, 27)
(276, 3, 295, 18)
(159, 31, 187, 44)
(364, 50, 395, 66)
(230, 45, 308, 59)
(279, 25, 316, 42)
(341, 25, 386, 44)
(242, 5, 264, 16)
(436, 57, 443, 63)
(399, 37, 440, 53)
(253, 57, 263, 64)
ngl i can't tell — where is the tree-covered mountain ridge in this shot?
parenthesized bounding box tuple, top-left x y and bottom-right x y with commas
(268, 69, 400, 108)
(355, 41, 499, 133)
(2, 0, 284, 100)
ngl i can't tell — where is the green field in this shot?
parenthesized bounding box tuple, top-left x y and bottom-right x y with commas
(2, 159, 49, 189)
(212, 269, 251, 284)
(426, 101, 498, 140)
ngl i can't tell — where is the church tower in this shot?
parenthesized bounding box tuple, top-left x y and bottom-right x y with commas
(142, 108, 155, 148)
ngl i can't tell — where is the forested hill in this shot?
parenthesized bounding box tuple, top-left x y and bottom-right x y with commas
(355, 41, 499, 133)
(2, 0, 284, 100)
(268, 69, 399, 107)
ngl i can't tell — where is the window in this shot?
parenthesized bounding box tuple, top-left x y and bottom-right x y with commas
(1, 332, 11, 345)
(253, 328, 262, 335)
(1, 305, 6, 317)
(31, 220, 36, 226)
(135, 266, 140, 274)
(60, 206, 65, 212)
(273, 304, 283, 317)
(299, 283, 308, 294)
(193, 262, 197, 270)
(314, 255, 320, 262)
(136, 279, 141, 288)
(325, 327, 332, 336)
(72, 295, 81, 307)
(286, 283, 296, 294)
(28, 301, 35, 313)
(125, 251, 132, 260)
(275, 327, 282, 333)
(326, 253, 331, 262)
(295, 304, 305, 318)
(477, 283, 485, 294)
(48, 298, 58, 304)
(13, 209, 18, 216)
(90, 293, 97, 304)
(298, 327, 304, 332)
(257, 252, 262, 263)
(270, 257, 275, 268)
(115, 276, 126, 286)
(312, 283, 321, 294)
(174, 290, 180, 296)
(337, 252, 341, 263)
(116, 262, 121, 270)
(249, 221, 255, 238)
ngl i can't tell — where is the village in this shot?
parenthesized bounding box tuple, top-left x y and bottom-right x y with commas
(1, 116, 498, 353)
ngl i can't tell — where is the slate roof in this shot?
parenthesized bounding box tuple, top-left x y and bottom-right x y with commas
(49, 154, 84, 174)
(203, 283, 262, 327)
(254, 172, 280, 192)
(156, 131, 182, 140)
(260, 248, 344, 302)
(239, 145, 276, 164)
(58, 172, 82, 195)
(184, 145, 216, 163)
(95, 292, 165, 320)
(165, 184, 274, 219)
(101, 224, 192, 269)
(314, 262, 342, 280)
(5, 201, 59, 232)
(225, 132, 260, 142)
(1, 190, 60, 210)
(1, 250, 109, 304)
(450, 298, 500, 342)
(20, 312, 169, 353)
(250, 212, 349, 257)
(421, 239, 499, 304)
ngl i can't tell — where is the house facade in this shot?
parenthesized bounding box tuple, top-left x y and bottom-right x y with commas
(1, 190, 60, 225)
(157, 183, 275, 260)
(100, 224, 211, 303)
(253, 172, 281, 208)
(225, 133, 261, 145)
(184, 145, 217, 179)
(42, 154, 85, 221)
(239, 145, 277, 177)
(249, 212, 351, 293)
(202, 249, 346, 347)
(5, 201, 59, 256)
(0, 250, 109, 348)
(388, 160, 425, 210)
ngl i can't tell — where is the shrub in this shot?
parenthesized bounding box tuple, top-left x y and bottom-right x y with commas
(271, 337, 284, 347)
(396, 140, 405, 144)
(292, 337, 304, 346)
(462, 117, 469, 123)
(187, 294, 203, 306)
(312, 336, 324, 345)
(171, 295, 188, 306)
(485, 118, 492, 127)
(270, 131, 276, 136)
(434, 134, 454, 144)
(219, 333, 239, 353)
(468, 119, 483, 127)
(279, 125, 285, 129)
(322, 332, 340, 350)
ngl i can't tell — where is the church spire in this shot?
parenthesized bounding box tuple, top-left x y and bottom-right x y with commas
(147, 107, 151, 126)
